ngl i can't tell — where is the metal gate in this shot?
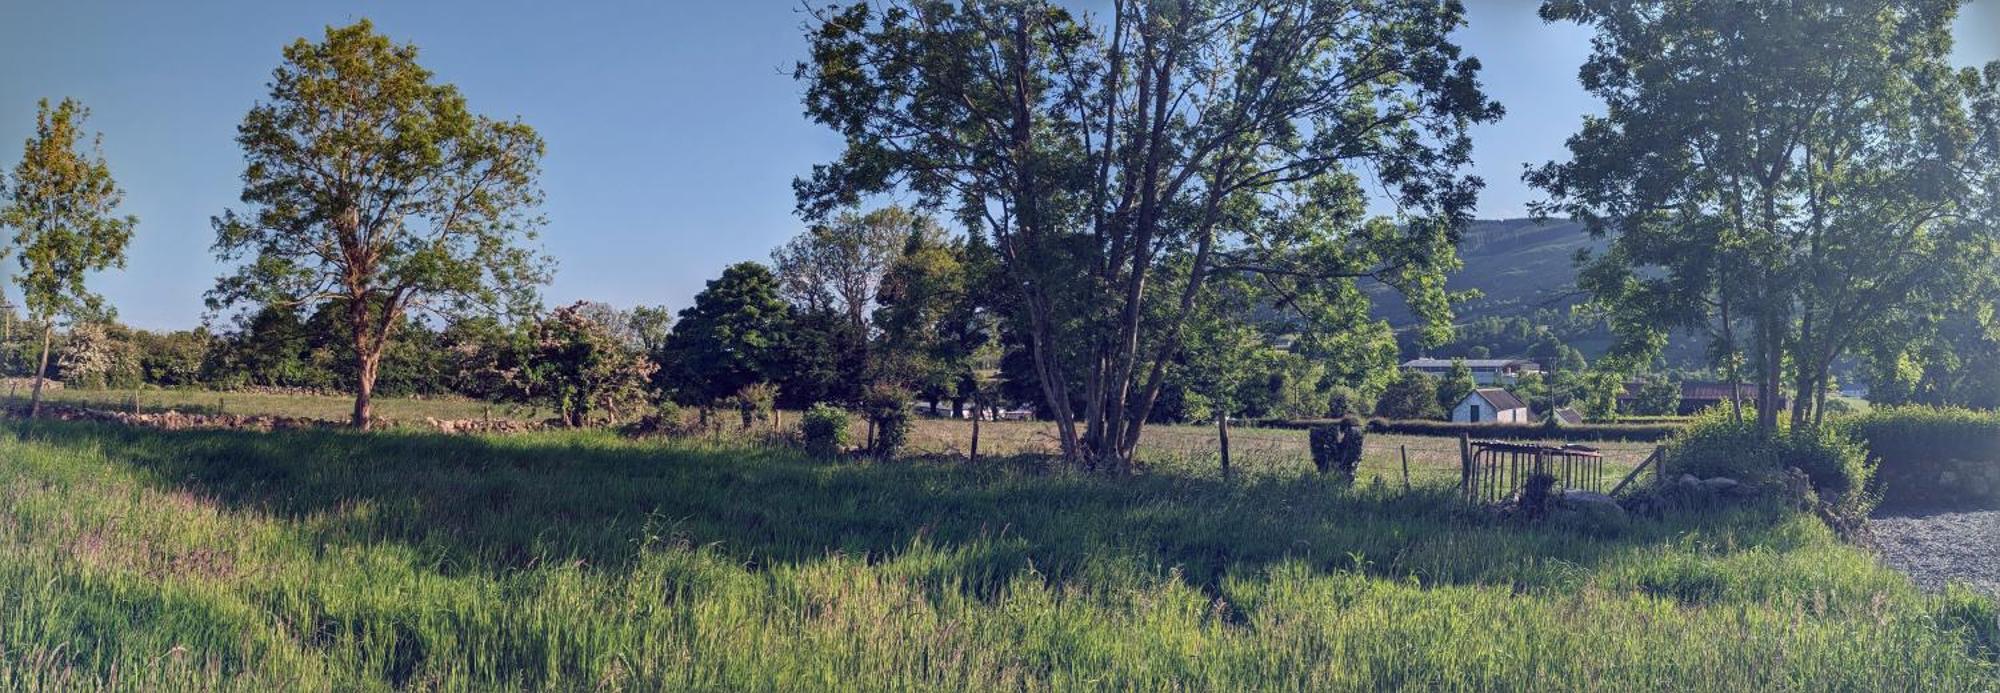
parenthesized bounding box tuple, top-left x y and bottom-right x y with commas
(1460, 440, 1607, 504)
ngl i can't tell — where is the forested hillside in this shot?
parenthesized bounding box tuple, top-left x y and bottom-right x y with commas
(1376, 219, 1710, 366)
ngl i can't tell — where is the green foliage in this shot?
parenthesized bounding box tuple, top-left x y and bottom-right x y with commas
(0, 99, 136, 327)
(1631, 378, 1681, 416)
(769, 306, 868, 410)
(1573, 370, 1625, 422)
(210, 19, 549, 427)
(1435, 359, 1477, 413)
(771, 206, 920, 330)
(1662, 409, 1875, 516)
(659, 262, 791, 405)
(1307, 420, 1364, 481)
(1324, 385, 1371, 419)
(1532, 0, 2000, 430)
(1375, 369, 1444, 420)
(796, 0, 1500, 464)
(1661, 409, 1785, 482)
(1841, 406, 2000, 509)
(800, 403, 851, 458)
(861, 383, 912, 459)
(526, 302, 660, 428)
(0, 98, 137, 413)
(0, 420, 1990, 688)
(872, 225, 986, 403)
(731, 382, 777, 429)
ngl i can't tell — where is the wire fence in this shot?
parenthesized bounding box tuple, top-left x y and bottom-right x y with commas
(906, 418, 1657, 487)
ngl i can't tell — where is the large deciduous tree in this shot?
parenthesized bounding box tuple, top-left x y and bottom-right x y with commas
(658, 262, 791, 407)
(0, 98, 137, 417)
(1530, 0, 2000, 431)
(526, 302, 660, 428)
(210, 19, 550, 428)
(796, 0, 1500, 468)
(771, 206, 932, 331)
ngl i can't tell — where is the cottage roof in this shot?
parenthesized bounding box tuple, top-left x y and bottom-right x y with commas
(1470, 388, 1527, 411)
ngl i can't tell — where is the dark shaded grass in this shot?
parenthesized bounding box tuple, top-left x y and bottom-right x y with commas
(0, 420, 1991, 689)
(10, 421, 1783, 593)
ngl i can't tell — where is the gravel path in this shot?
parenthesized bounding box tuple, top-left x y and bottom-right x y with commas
(1870, 510, 2000, 598)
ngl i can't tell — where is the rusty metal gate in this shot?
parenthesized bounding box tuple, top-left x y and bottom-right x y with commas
(1460, 439, 1608, 504)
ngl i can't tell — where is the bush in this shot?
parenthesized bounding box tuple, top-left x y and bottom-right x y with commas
(1520, 472, 1558, 520)
(1324, 386, 1371, 419)
(1661, 408, 1875, 517)
(1840, 406, 2000, 510)
(732, 382, 778, 429)
(1375, 369, 1443, 420)
(861, 385, 912, 459)
(1660, 411, 1777, 481)
(1307, 418, 1364, 480)
(801, 403, 851, 458)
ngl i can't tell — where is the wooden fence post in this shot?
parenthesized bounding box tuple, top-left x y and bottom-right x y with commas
(1400, 445, 1411, 492)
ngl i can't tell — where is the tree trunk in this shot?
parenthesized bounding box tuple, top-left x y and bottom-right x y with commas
(970, 414, 981, 465)
(1217, 413, 1232, 480)
(27, 322, 52, 419)
(1719, 288, 1743, 424)
(352, 349, 379, 430)
(1755, 310, 1781, 434)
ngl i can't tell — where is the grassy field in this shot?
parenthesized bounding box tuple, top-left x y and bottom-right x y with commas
(27, 387, 537, 423)
(0, 419, 1992, 689)
(909, 417, 1659, 488)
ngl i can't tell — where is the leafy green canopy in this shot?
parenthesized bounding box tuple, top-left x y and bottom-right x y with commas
(210, 19, 550, 427)
(659, 262, 791, 405)
(1, 98, 136, 326)
(796, 0, 1501, 466)
(1531, 0, 2000, 430)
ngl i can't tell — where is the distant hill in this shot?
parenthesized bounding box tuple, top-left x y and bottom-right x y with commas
(1369, 218, 1708, 366)
(1371, 218, 1603, 329)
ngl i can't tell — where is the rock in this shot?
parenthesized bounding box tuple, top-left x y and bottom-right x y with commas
(1700, 477, 1741, 493)
(1558, 489, 1626, 522)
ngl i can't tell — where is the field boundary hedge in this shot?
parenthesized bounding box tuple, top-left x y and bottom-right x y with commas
(1840, 406, 2000, 510)
(1266, 417, 1682, 442)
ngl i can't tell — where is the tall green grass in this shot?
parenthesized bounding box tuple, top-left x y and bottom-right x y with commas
(0, 421, 1991, 689)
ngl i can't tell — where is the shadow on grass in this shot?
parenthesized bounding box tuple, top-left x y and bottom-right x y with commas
(6, 419, 1802, 596)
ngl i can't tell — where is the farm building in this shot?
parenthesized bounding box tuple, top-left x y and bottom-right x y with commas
(1402, 358, 1542, 385)
(1452, 388, 1531, 423)
(1617, 381, 1790, 415)
(1548, 407, 1584, 426)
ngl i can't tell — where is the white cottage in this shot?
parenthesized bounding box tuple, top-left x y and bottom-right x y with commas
(1451, 388, 1530, 423)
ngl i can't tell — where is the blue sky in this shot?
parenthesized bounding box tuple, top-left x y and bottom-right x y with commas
(1, 1, 1995, 330)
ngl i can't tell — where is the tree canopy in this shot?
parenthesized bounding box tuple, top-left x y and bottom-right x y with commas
(1531, 0, 2000, 430)
(0, 98, 137, 416)
(210, 19, 551, 428)
(797, 0, 1501, 467)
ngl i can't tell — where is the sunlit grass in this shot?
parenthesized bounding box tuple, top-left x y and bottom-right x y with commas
(0, 420, 1990, 689)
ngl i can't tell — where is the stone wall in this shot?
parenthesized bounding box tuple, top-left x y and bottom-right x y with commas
(19, 403, 550, 436)
(1878, 457, 2000, 511)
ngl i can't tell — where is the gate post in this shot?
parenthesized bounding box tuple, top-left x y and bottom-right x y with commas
(1458, 433, 1472, 500)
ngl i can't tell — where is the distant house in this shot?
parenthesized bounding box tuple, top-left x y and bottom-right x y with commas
(1452, 388, 1531, 423)
(1548, 407, 1585, 426)
(1617, 381, 1790, 416)
(1402, 358, 1542, 386)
